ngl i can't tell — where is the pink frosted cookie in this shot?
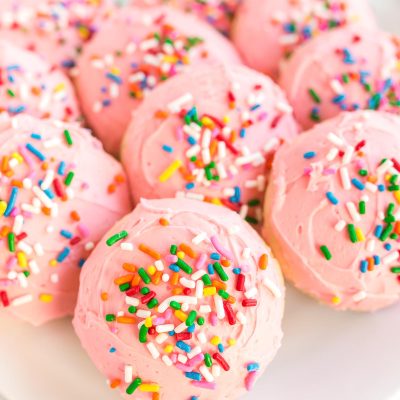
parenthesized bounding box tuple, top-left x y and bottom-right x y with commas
(0, 40, 80, 123)
(263, 110, 400, 311)
(279, 27, 400, 129)
(0, 114, 131, 326)
(0, 0, 116, 73)
(232, 0, 376, 79)
(121, 64, 298, 228)
(74, 198, 285, 399)
(76, 6, 242, 156)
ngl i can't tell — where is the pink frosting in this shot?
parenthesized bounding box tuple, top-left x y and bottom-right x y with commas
(121, 64, 298, 229)
(232, 0, 376, 80)
(0, 114, 131, 326)
(0, 40, 80, 123)
(76, 6, 242, 156)
(0, 0, 118, 73)
(73, 198, 285, 399)
(263, 110, 400, 311)
(279, 27, 400, 129)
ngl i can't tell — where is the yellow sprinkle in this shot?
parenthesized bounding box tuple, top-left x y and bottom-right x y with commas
(164, 344, 173, 354)
(11, 152, 23, 163)
(201, 116, 214, 128)
(174, 310, 187, 322)
(355, 227, 365, 242)
(203, 287, 217, 297)
(17, 252, 28, 268)
(0, 201, 7, 216)
(147, 265, 156, 276)
(110, 66, 121, 75)
(158, 159, 182, 183)
(139, 384, 160, 393)
(176, 251, 185, 259)
(144, 317, 153, 328)
(394, 191, 400, 204)
(209, 198, 223, 206)
(385, 173, 391, 182)
(54, 82, 66, 93)
(39, 293, 53, 303)
(228, 338, 236, 346)
(49, 259, 57, 267)
(162, 55, 178, 63)
(210, 336, 221, 346)
(331, 295, 341, 305)
(222, 115, 230, 124)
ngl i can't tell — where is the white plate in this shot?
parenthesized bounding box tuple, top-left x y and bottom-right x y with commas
(1, 1, 400, 400)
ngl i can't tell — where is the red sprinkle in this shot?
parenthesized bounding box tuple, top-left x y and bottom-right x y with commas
(183, 288, 191, 296)
(16, 232, 27, 241)
(175, 332, 192, 341)
(236, 274, 245, 291)
(355, 140, 366, 151)
(213, 353, 230, 371)
(0, 291, 10, 307)
(141, 291, 156, 304)
(70, 236, 81, 245)
(242, 299, 257, 307)
(223, 301, 236, 325)
(126, 286, 140, 297)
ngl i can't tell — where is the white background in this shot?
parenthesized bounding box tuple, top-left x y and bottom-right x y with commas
(1, 1, 399, 400)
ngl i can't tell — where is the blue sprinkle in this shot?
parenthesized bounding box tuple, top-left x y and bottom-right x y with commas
(373, 255, 380, 265)
(9, 105, 26, 114)
(343, 48, 355, 64)
(58, 161, 66, 176)
(61, 59, 76, 69)
(109, 347, 116, 353)
(185, 372, 202, 381)
(247, 363, 260, 372)
(26, 143, 46, 161)
(30, 133, 42, 140)
(176, 341, 191, 353)
(240, 128, 246, 138)
(377, 184, 385, 192)
(60, 229, 73, 239)
(57, 247, 71, 263)
(105, 72, 122, 84)
(185, 182, 195, 190)
(217, 343, 224, 353)
(384, 243, 392, 251)
(210, 252, 220, 260)
(303, 151, 316, 159)
(332, 94, 346, 104)
(374, 225, 383, 238)
(250, 104, 261, 111)
(232, 268, 241, 275)
(326, 192, 339, 205)
(207, 264, 215, 275)
(162, 145, 173, 153)
(351, 178, 365, 191)
(102, 99, 111, 107)
(187, 324, 195, 333)
(4, 187, 18, 217)
(78, 259, 85, 268)
(39, 180, 55, 199)
(188, 136, 196, 145)
(168, 331, 175, 336)
(360, 260, 368, 273)
(169, 264, 179, 272)
(191, 397, 199, 400)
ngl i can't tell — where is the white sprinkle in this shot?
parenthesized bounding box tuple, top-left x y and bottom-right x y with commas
(40, 170, 54, 190)
(22, 178, 32, 189)
(42, 137, 61, 149)
(195, 280, 204, 299)
(244, 287, 258, 299)
(156, 324, 174, 334)
(120, 242, 134, 251)
(34, 243, 44, 257)
(239, 205, 249, 219)
(365, 182, 377, 193)
(377, 159, 393, 176)
(340, 167, 351, 190)
(214, 295, 225, 319)
(366, 239, 375, 252)
(168, 93, 193, 113)
(50, 273, 59, 283)
(124, 365, 133, 383)
(174, 322, 187, 334)
(136, 310, 151, 318)
(162, 355, 173, 367)
(192, 232, 207, 245)
(154, 260, 164, 271)
(85, 242, 95, 251)
(181, 303, 189, 312)
(342, 146, 354, 165)
(382, 251, 399, 265)
(146, 343, 160, 359)
(330, 79, 344, 95)
(125, 297, 139, 307)
(179, 277, 195, 289)
(158, 296, 197, 313)
(32, 185, 53, 208)
(17, 241, 32, 255)
(156, 333, 169, 344)
(326, 147, 339, 161)
(162, 273, 170, 283)
(187, 346, 202, 360)
(13, 215, 24, 235)
(353, 291, 367, 303)
(334, 220, 346, 232)
(327, 132, 344, 147)
(263, 278, 282, 298)
(177, 354, 188, 364)
(197, 331, 207, 344)
(191, 270, 206, 281)
(28, 260, 40, 275)
(200, 365, 215, 383)
(346, 202, 361, 222)
(11, 294, 33, 307)
(17, 272, 28, 288)
(199, 305, 212, 314)
(264, 137, 280, 153)
(276, 101, 292, 114)
(212, 365, 221, 378)
(236, 311, 247, 325)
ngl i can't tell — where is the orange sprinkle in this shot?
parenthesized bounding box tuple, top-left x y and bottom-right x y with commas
(367, 175, 377, 184)
(152, 271, 162, 285)
(155, 109, 169, 119)
(122, 263, 137, 273)
(116, 316, 136, 324)
(70, 211, 80, 221)
(108, 183, 117, 194)
(212, 281, 227, 291)
(139, 244, 161, 260)
(131, 274, 141, 286)
(172, 287, 183, 295)
(0, 226, 10, 238)
(114, 274, 134, 285)
(368, 258, 375, 272)
(42, 207, 52, 216)
(171, 272, 180, 286)
(152, 393, 160, 400)
(101, 292, 109, 301)
(114, 174, 125, 184)
(110, 379, 121, 389)
(259, 254, 268, 270)
(209, 139, 218, 157)
(10, 180, 23, 188)
(159, 218, 169, 226)
(1, 156, 9, 173)
(179, 243, 197, 259)
(221, 259, 231, 267)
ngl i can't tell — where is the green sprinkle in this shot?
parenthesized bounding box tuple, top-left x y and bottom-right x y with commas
(245, 216, 259, 225)
(7, 89, 15, 98)
(359, 169, 368, 177)
(197, 316, 205, 326)
(23, 270, 30, 278)
(347, 224, 357, 243)
(170, 244, 177, 255)
(390, 233, 398, 240)
(185, 310, 197, 326)
(201, 274, 212, 286)
(170, 301, 181, 310)
(106, 230, 128, 246)
(308, 88, 321, 104)
(126, 378, 142, 395)
(176, 258, 193, 274)
(320, 245, 332, 260)
(64, 129, 73, 146)
(213, 262, 229, 282)
(380, 224, 393, 241)
(139, 325, 148, 343)
(140, 287, 150, 295)
(147, 298, 159, 309)
(391, 267, 400, 273)
(7, 232, 15, 252)
(128, 306, 137, 314)
(218, 289, 229, 300)
(205, 167, 213, 181)
(204, 353, 213, 367)
(359, 201, 366, 215)
(119, 283, 130, 292)
(64, 171, 74, 186)
(387, 203, 395, 215)
(105, 314, 115, 322)
(138, 268, 151, 284)
(248, 199, 261, 207)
